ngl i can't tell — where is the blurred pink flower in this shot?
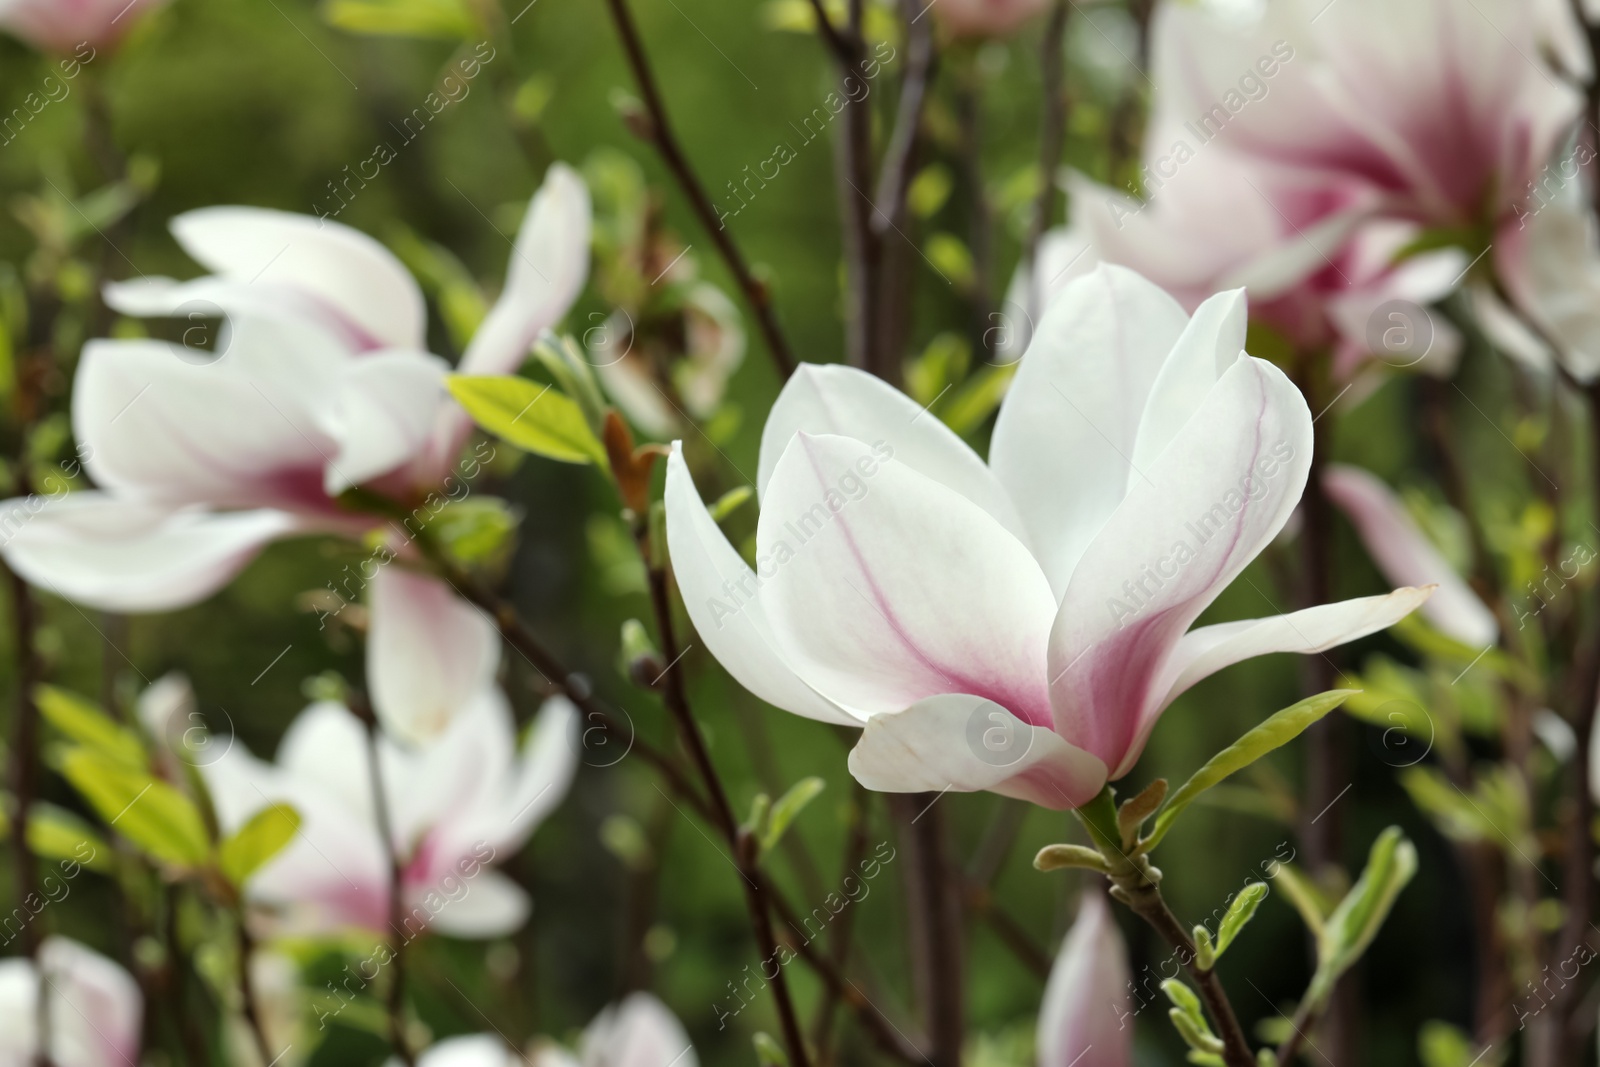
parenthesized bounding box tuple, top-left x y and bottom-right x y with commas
(1037, 892, 1131, 1067)
(0, 937, 142, 1067)
(931, 0, 1050, 39)
(0, 0, 168, 53)
(0, 164, 590, 613)
(1323, 464, 1496, 648)
(666, 267, 1428, 809)
(407, 993, 698, 1067)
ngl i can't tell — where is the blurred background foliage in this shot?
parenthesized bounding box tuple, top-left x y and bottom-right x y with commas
(0, 0, 1551, 1062)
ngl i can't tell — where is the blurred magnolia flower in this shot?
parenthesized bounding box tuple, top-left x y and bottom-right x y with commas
(0, 165, 590, 613)
(1323, 465, 1498, 649)
(666, 266, 1429, 808)
(1037, 892, 1131, 1067)
(1493, 171, 1600, 383)
(1007, 134, 1465, 380)
(0, 0, 168, 53)
(1150, 0, 1581, 232)
(401, 993, 697, 1067)
(0, 937, 141, 1067)
(932, 0, 1050, 39)
(200, 571, 577, 938)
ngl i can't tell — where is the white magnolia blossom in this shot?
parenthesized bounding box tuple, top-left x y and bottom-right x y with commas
(1037, 892, 1131, 1067)
(396, 993, 697, 1067)
(0, 164, 590, 613)
(666, 266, 1429, 809)
(0, 937, 141, 1067)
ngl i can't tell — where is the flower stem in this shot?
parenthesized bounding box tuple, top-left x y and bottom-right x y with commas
(354, 699, 414, 1067)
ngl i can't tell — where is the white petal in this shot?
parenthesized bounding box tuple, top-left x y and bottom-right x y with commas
(846, 694, 1107, 810)
(1130, 288, 1247, 471)
(1048, 356, 1312, 777)
(997, 226, 1098, 363)
(990, 265, 1191, 595)
(418, 870, 530, 939)
(0, 493, 298, 613)
(368, 568, 500, 746)
(408, 1035, 521, 1067)
(662, 444, 856, 725)
(458, 163, 592, 375)
(318, 350, 448, 494)
(170, 206, 426, 351)
(761, 433, 1057, 723)
(1323, 465, 1496, 646)
(1038, 893, 1131, 1067)
(757, 363, 1026, 540)
(38, 937, 143, 1067)
(582, 993, 699, 1067)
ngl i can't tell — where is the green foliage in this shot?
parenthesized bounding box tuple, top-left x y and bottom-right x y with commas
(1145, 690, 1355, 850)
(752, 1033, 789, 1067)
(1305, 827, 1419, 1007)
(708, 485, 753, 523)
(36, 685, 146, 770)
(219, 805, 301, 887)
(1032, 843, 1111, 874)
(322, 0, 480, 39)
(429, 497, 519, 567)
(1215, 882, 1269, 958)
(57, 750, 209, 870)
(27, 803, 112, 874)
(762, 777, 824, 855)
(447, 375, 609, 467)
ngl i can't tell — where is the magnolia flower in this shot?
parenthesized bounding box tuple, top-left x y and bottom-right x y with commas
(196, 570, 578, 937)
(0, 165, 590, 613)
(397, 993, 697, 1067)
(0, 937, 141, 1067)
(1323, 465, 1498, 648)
(931, 0, 1050, 38)
(1493, 171, 1600, 383)
(1149, 0, 1580, 231)
(0, 0, 168, 53)
(1006, 137, 1464, 379)
(1038, 892, 1131, 1067)
(666, 266, 1429, 808)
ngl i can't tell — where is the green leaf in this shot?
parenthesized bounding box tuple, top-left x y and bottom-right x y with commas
(762, 777, 824, 854)
(27, 803, 112, 874)
(709, 485, 753, 523)
(1162, 978, 1205, 1022)
(36, 686, 145, 770)
(430, 497, 518, 566)
(1310, 826, 1418, 1005)
(1192, 925, 1215, 970)
(926, 234, 976, 290)
(1145, 690, 1355, 850)
(752, 1032, 789, 1067)
(907, 165, 954, 219)
(1033, 844, 1111, 874)
(1269, 863, 1333, 937)
(1117, 778, 1168, 848)
(447, 376, 609, 467)
(1418, 1021, 1482, 1067)
(940, 362, 1017, 437)
(322, 0, 479, 38)
(1215, 882, 1269, 957)
(57, 749, 209, 870)
(1168, 1007, 1223, 1055)
(219, 805, 301, 886)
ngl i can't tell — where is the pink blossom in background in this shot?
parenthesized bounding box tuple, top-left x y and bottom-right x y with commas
(931, 0, 1050, 39)
(1037, 892, 1131, 1067)
(0, 0, 168, 53)
(0, 937, 142, 1067)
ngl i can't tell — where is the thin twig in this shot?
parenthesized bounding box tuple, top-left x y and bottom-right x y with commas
(602, 0, 797, 380)
(235, 915, 278, 1067)
(355, 701, 415, 1067)
(1022, 0, 1070, 329)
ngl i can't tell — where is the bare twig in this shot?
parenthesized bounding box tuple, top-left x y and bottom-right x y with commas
(1022, 0, 1070, 328)
(353, 699, 415, 1067)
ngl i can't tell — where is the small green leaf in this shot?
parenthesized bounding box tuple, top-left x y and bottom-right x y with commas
(1310, 826, 1418, 1005)
(940, 361, 1017, 437)
(27, 803, 112, 874)
(744, 793, 771, 840)
(36, 686, 145, 770)
(1117, 778, 1168, 848)
(430, 497, 518, 566)
(1168, 1007, 1223, 1054)
(907, 165, 953, 219)
(58, 749, 209, 870)
(1162, 978, 1205, 1022)
(322, 0, 479, 38)
(708, 485, 753, 523)
(1033, 844, 1111, 874)
(926, 234, 976, 290)
(752, 1032, 789, 1067)
(447, 376, 609, 467)
(219, 805, 301, 886)
(1145, 690, 1355, 850)
(1269, 863, 1333, 937)
(1192, 925, 1215, 970)
(1216, 882, 1269, 957)
(762, 777, 824, 854)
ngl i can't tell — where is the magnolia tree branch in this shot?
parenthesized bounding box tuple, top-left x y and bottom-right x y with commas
(602, 0, 797, 381)
(353, 697, 416, 1067)
(234, 914, 278, 1067)
(1022, 0, 1070, 329)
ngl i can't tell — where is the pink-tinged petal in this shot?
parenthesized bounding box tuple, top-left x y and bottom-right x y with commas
(169, 206, 425, 351)
(1049, 356, 1312, 778)
(74, 323, 345, 512)
(459, 164, 592, 375)
(991, 265, 1190, 596)
(761, 433, 1056, 724)
(419, 870, 530, 939)
(582, 993, 699, 1067)
(1323, 465, 1494, 646)
(0, 493, 299, 613)
(663, 444, 857, 725)
(758, 363, 1026, 541)
(0, 938, 144, 1067)
(319, 350, 448, 494)
(1130, 288, 1247, 471)
(1038, 892, 1132, 1067)
(405, 1035, 523, 1067)
(847, 694, 1107, 810)
(1496, 186, 1600, 384)
(0, 0, 169, 52)
(1161, 589, 1433, 714)
(368, 568, 499, 745)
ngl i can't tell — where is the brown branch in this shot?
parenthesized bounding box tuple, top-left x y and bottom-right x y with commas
(891, 794, 964, 1067)
(602, 0, 797, 380)
(1022, 0, 1070, 329)
(353, 700, 415, 1067)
